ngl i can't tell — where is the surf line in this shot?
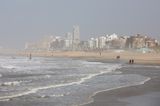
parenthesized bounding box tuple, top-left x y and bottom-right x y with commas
(0, 64, 122, 100)
(0, 69, 114, 100)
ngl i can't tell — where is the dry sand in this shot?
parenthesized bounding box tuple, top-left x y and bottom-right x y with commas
(20, 50, 160, 65)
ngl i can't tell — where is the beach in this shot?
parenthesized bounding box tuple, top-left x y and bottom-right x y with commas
(19, 50, 160, 106)
(54, 51, 160, 106)
(82, 64, 160, 106)
(0, 50, 160, 106)
(20, 50, 160, 65)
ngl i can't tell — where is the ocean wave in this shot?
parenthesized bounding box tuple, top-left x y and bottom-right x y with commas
(0, 81, 22, 86)
(81, 61, 103, 65)
(50, 94, 64, 97)
(0, 98, 10, 102)
(0, 64, 19, 69)
(0, 64, 121, 100)
(44, 75, 51, 78)
(37, 94, 64, 98)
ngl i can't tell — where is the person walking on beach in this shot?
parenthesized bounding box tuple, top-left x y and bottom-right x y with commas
(29, 53, 32, 60)
(129, 59, 134, 64)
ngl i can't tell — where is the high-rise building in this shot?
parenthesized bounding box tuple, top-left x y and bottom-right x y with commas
(72, 25, 80, 49)
(65, 32, 73, 48)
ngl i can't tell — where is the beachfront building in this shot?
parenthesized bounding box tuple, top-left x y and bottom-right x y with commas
(105, 33, 119, 49)
(25, 25, 82, 51)
(126, 34, 159, 49)
(87, 38, 99, 50)
(79, 41, 88, 51)
(106, 33, 118, 41)
(49, 36, 65, 50)
(95, 38, 99, 48)
(111, 36, 128, 49)
(25, 42, 38, 50)
(126, 34, 146, 49)
(72, 25, 80, 50)
(88, 38, 97, 49)
(87, 33, 122, 50)
(145, 38, 159, 48)
(40, 36, 54, 50)
(98, 36, 106, 49)
(25, 36, 54, 51)
(64, 32, 73, 49)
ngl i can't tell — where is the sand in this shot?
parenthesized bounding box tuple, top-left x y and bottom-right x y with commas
(18, 50, 160, 106)
(82, 64, 160, 106)
(19, 50, 160, 65)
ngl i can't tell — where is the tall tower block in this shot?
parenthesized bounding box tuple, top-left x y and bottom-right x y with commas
(72, 25, 80, 49)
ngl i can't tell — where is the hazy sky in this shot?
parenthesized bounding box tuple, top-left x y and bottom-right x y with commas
(0, 0, 160, 48)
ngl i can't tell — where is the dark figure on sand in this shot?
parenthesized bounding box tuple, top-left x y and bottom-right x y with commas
(129, 59, 134, 64)
(116, 56, 120, 59)
(99, 52, 101, 56)
(29, 53, 32, 60)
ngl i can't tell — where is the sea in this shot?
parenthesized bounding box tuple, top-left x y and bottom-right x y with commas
(0, 56, 150, 106)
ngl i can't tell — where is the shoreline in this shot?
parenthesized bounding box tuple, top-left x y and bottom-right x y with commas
(82, 62, 160, 106)
(0, 55, 160, 106)
(80, 77, 151, 106)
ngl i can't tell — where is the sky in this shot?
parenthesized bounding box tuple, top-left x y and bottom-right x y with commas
(0, 0, 160, 49)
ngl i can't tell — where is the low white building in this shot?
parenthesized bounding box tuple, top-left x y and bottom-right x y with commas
(98, 36, 106, 48)
(106, 33, 118, 41)
(95, 38, 99, 48)
(88, 38, 96, 49)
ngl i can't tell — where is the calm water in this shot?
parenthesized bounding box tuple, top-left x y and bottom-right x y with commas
(0, 56, 149, 106)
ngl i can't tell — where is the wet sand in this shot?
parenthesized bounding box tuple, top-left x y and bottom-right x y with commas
(82, 65, 160, 106)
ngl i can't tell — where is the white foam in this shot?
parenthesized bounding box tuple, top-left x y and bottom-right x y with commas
(44, 75, 51, 78)
(0, 82, 74, 100)
(0, 98, 10, 102)
(0, 64, 19, 69)
(0, 57, 43, 72)
(81, 61, 103, 65)
(50, 94, 64, 97)
(112, 71, 122, 74)
(37, 93, 64, 98)
(0, 64, 122, 100)
(1, 81, 22, 86)
(138, 77, 151, 85)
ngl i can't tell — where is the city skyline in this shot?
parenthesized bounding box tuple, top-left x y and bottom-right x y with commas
(0, 0, 160, 49)
(25, 25, 159, 52)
